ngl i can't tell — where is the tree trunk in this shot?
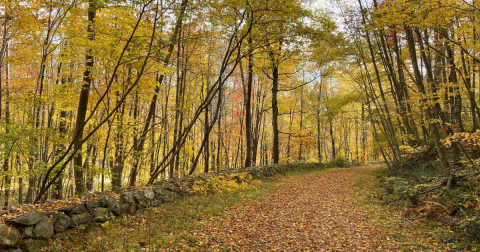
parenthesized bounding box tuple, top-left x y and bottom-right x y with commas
(133, 0, 188, 182)
(245, 37, 253, 168)
(112, 91, 125, 188)
(271, 54, 280, 164)
(3, 59, 10, 209)
(405, 25, 452, 173)
(72, 0, 96, 195)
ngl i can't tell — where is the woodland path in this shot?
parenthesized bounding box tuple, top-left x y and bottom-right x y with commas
(192, 166, 398, 251)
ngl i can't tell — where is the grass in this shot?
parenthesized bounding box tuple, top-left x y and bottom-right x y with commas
(49, 183, 273, 251)
(48, 164, 330, 252)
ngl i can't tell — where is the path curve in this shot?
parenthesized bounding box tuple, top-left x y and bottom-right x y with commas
(192, 166, 397, 251)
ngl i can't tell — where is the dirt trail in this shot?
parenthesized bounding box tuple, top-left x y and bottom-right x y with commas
(192, 166, 398, 251)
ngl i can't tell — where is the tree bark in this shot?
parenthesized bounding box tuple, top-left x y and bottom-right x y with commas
(245, 36, 253, 168)
(271, 53, 280, 164)
(72, 0, 96, 195)
(405, 25, 452, 173)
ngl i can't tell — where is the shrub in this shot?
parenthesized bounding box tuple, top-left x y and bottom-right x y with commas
(330, 156, 350, 168)
(189, 172, 253, 196)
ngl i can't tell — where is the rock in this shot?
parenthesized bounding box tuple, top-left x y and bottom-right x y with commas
(185, 182, 195, 190)
(6, 248, 22, 252)
(60, 203, 86, 215)
(71, 204, 86, 214)
(106, 196, 117, 211)
(153, 187, 164, 199)
(163, 183, 180, 193)
(137, 199, 150, 208)
(181, 186, 191, 195)
(33, 217, 54, 239)
(133, 190, 145, 202)
(151, 199, 162, 207)
(80, 191, 94, 198)
(164, 190, 178, 202)
(70, 212, 91, 226)
(92, 208, 110, 222)
(8, 211, 44, 226)
(84, 201, 99, 214)
(127, 203, 137, 215)
(19, 238, 48, 252)
(52, 213, 71, 233)
(22, 226, 33, 238)
(0, 224, 21, 248)
(144, 188, 155, 200)
(96, 196, 108, 207)
(111, 202, 127, 216)
(153, 180, 163, 186)
(181, 175, 195, 183)
(120, 192, 134, 203)
(233, 175, 243, 183)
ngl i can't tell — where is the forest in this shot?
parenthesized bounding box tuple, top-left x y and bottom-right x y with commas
(0, 0, 347, 206)
(1, 0, 480, 248)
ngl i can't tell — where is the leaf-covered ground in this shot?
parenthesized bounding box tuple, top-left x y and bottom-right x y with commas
(189, 166, 398, 251)
(50, 166, 424, 251)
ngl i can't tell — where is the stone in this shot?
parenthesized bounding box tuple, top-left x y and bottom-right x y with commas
(111, 202, 127, 216)
(150, 199, 162, 207)
(153, 180, 163, 186)
(163, 183, 180, 193)
(96, 196, 108, 207)
(8, 211, 44, 226)
(153, 187, 164, 199)
(143, 188, 155, 200)
(92, 208, 110, 222)
(137, 199, 150, 208)
(233, 175, 243, 183)
(127, 203, 137, 215)
(120, 192, 134, 203)
(52, 213, 71, 233)
(196, 176, 206, 181)
(23, 226, 33, 238)
(33, 217, 54, 239)
(0, 224, 21, 248)
(105, 196, 117, 211)
(84, 201, 99, 214)
(70, 212, 91, 226)
(6, 248, 22, 252)
(133, 190, 145, 202)
(185, 182, 195, 190)
(181, 175, 195, 183)
(80, 191, 94, 198)
(164, 190, 178, 202)
(71, 204, 86, 214)
(19, 238, 49, 252)
(181, 186, 191, 195)
(60, 203, 86, 215)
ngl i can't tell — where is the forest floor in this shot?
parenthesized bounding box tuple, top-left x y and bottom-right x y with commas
(49, 166, 456, 251)
(186, 166, 399, 251)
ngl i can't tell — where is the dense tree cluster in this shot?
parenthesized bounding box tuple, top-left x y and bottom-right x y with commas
(4, 0, 476, 210)
(342, 0, 480, 179)
(0, 0, 353, 207)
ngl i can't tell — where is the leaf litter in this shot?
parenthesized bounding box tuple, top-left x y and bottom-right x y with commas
(189, 166, 398, 251)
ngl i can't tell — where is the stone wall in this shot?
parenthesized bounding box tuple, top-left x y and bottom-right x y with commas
(0, 163, 318, 251)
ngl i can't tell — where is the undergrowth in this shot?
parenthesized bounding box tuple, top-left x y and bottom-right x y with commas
(371, 158, 480, 251)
